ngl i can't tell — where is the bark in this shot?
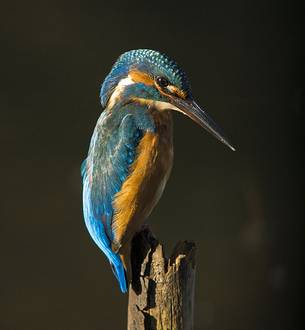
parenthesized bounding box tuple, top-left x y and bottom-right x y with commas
(127, 227, 196, 330)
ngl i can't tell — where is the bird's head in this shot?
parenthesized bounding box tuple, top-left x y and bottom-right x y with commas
(100, 49, 235, 150)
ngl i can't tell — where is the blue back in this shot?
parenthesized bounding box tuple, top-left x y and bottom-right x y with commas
(82, 104, 154, 292)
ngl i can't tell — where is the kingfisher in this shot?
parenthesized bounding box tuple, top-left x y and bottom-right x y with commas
(81, 49, 235, 293)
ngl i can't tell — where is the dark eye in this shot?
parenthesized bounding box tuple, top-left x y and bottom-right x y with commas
(156, 76, 169, 88)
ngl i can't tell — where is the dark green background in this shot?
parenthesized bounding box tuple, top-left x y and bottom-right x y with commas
(1, 1, 304, 329)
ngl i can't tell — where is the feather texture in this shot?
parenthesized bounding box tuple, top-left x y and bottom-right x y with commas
(82, 104, 155, 292)
(82, 49, 191, 293)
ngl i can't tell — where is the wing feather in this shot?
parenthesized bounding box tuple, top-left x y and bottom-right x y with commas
(82, 111, 142, 248)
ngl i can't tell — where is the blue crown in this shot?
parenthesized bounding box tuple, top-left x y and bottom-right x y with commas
(100, 49, 191, 107)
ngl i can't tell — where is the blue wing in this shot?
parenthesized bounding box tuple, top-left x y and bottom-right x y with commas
(82, 111, 143, 293)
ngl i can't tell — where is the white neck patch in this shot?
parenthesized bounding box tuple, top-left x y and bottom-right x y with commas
(107, 76, 135, 109)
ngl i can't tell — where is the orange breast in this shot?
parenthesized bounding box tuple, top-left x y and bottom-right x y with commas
(111, 110, 173, 252)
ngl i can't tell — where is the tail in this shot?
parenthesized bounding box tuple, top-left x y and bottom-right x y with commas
(110, 260, 128, 293)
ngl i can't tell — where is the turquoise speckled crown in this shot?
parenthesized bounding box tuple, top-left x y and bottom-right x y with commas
(100, 49, 191, 107)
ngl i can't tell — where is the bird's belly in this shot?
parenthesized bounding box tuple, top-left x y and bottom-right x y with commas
(135, 133, 173, 220)
(111, 128, 173, 251)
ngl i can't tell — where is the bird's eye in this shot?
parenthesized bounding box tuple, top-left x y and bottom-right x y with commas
(156, 76, 169, 88)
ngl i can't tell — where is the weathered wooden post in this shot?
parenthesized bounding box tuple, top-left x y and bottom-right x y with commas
(127, 228, 196, 330)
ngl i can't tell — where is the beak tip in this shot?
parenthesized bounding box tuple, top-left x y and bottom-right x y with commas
(174, 98, 237, 152)
(222, 138, 236, 152)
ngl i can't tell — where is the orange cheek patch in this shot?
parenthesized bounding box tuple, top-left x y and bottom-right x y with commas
(156, 84, 187, 100)
(168, 85, 187, 99)
(129, 70, 154, 86)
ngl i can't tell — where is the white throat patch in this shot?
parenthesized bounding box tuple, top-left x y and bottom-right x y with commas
(107, 76, 135, 108)
(151, 100, 180, 112)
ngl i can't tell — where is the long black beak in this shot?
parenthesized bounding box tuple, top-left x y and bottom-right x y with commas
(171, 98, 235, 151)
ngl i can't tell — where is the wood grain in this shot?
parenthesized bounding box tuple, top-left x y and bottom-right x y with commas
(127, 227, 196, 330)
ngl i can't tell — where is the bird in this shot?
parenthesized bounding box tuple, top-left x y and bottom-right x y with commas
(81, 49, 235, 293)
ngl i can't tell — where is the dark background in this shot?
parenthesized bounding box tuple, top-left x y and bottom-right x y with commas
(1, 1, 304, 329)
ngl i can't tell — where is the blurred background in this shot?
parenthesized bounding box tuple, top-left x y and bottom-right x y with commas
(1, 1, 304, 329)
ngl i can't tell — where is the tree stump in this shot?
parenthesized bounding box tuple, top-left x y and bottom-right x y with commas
(127, 227, 196, 330)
